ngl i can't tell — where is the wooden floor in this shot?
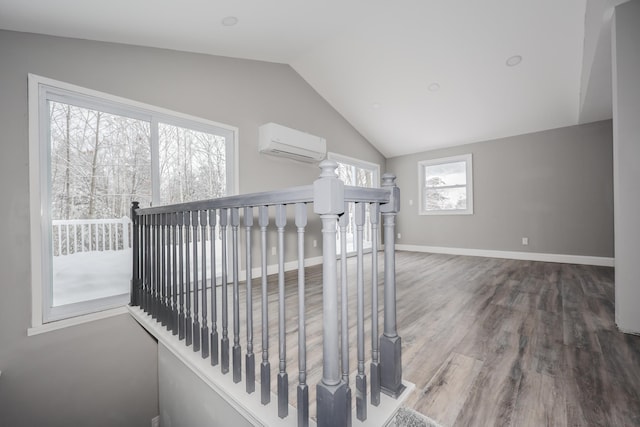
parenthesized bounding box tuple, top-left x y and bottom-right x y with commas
(172, 251, 640, 426)
(392, 251, 640, 427)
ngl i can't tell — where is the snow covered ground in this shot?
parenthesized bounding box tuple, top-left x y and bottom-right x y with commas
(52, 235, 372, 307)
(53, 250, 132, 306)
(52, 241, 224, 307)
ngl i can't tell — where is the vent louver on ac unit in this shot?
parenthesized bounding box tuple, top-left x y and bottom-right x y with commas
(258, 122, 326, 163)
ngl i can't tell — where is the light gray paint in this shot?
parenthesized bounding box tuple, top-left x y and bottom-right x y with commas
(386, 121, 614, 257)
(0, 315, 159, 427)
(613, 1, 640, 333)
(0, 30, 383, 426)
(158, 343, 253, 427)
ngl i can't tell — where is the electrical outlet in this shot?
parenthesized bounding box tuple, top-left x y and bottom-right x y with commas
(522, 237, 529, 246)
(397, 233, 401, 239)
(313, 240, 317, 248)
(151, 415, 160, 427)
(271, 246, 276, 256)
(409, 199, 414, 206)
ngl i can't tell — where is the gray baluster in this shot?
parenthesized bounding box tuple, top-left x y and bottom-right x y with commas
(244, 206, 255, 393)
(200, 210, 209, 359)
(210, 209, 219, 366)
(178, 211, 186, 341)
(148, 215, 154, 314)
(220, 208, 230, 374)
(138, 214, 144, 310)
(276, 203, 288, 418)
(192, 211, 201, 352)
(355, 202, 367, 421)
(154, 213, 160, 319)
(149, 214, 156, 317)
(185, 211, 193, 347)
(200, 211, 213, 359)
(370, 202, 381, 405)
(143, 214, 150, 312)
(314, 160, 348, 427)
(130, 202, 140, 306)
(166, 213, 174, 331)
(259, 206, 271, 405)
(171, 212, 179, 335)
(380, 174, 404, 398)
(296, 203, 309, 427)
(161, 213, 167, 327)
(231, 207, 242, 383)
(338, 203, 352, 427)
(149, 214, 154, 314)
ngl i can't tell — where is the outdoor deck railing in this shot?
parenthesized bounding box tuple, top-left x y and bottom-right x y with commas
(129, 160, 403, 427)
(52, 217, 131, 256)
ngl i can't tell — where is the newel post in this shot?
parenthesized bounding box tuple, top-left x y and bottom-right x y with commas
(130, 201, 140, 306)
(314, 160, 349, 427)
(379, 173, 405, 398)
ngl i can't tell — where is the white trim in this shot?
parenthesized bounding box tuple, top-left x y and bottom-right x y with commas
(28, 75, 44, 330)
(27, 306, 129, 336)
(134, 309, 289, 427)
(616, 326, 640, 336)
(221, 255, 324, 283)
(245, 255, 323, 282)
(396, 244, 615, 267)
(327, 152, 381, 187)
(418, 153, 473, 215)
(231, 126, 240, 197)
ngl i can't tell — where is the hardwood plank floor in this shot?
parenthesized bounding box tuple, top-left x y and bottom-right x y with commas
(186, 251, 640, 426)
(391, 252, 640, 427)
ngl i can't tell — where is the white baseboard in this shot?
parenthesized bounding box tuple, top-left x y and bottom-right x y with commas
(241, 255, 324, 282)
(395, 244, 614, 267)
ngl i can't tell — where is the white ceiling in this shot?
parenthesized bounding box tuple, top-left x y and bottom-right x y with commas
(0, 0, 622, 158)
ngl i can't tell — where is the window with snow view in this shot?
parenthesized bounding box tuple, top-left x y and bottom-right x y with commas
(30, 75, 236, 325)
(418, 154, 473, 215)
(328, 152, 380, 255)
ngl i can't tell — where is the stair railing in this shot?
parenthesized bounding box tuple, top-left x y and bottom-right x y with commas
(130, 160, 402, 427)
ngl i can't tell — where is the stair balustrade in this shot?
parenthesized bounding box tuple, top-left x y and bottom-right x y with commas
(129, 160, 403, 427)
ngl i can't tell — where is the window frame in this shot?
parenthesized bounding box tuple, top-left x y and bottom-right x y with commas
(328, 152, 381, 257)
(327, 152, 381, 188)
(418, 153, 473, 216)
(28, 74, 239, 333)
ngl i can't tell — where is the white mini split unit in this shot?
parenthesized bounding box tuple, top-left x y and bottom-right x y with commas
(258, 122, 327, 163)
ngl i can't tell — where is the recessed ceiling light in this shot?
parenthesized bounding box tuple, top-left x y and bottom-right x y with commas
(506, 55, 523, 67)
(372, 103, 381, 109)
(221, 16, 238, 26)
(428, 83, 440, 92)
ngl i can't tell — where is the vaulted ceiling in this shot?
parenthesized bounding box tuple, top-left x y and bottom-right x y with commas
(0, 0, 625, 157)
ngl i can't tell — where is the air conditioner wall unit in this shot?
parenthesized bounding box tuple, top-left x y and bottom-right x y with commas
(259, 122, 327, 163)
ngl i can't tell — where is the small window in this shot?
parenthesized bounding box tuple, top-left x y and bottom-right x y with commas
(418, 154, 473, 215)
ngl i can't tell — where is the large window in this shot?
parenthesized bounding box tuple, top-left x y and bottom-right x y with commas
(418, 154, 473, 215)
(29, 75, 237, 329)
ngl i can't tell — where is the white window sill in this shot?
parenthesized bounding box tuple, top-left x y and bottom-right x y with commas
(27, 306, 129, 336)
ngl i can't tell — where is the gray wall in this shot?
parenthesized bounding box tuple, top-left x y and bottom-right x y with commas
(0, 30, 383, 426)
(613, 1, 640, 333)
(158, 343, 253, 427)
(386, 120, 614, 257)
